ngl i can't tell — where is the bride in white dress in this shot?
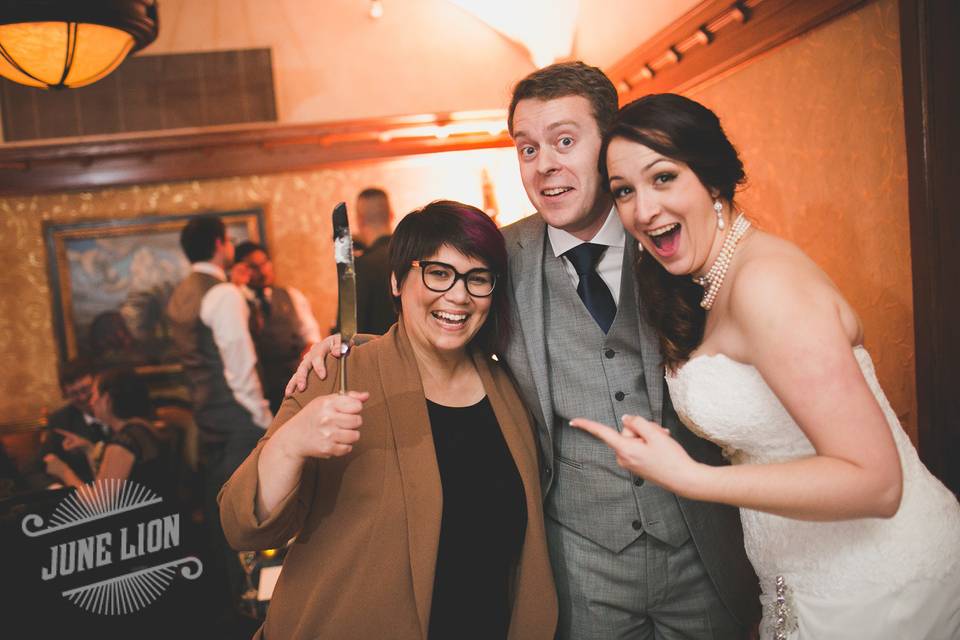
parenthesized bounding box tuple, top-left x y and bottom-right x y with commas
(572, 93, 960, 639)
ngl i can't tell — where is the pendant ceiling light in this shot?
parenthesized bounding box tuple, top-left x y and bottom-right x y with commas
(0, 0, 158, 90)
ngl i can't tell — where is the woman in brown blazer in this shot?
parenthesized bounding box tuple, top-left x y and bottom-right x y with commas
(219, 201, 557, 640)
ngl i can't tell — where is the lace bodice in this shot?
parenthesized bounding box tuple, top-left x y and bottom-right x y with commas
(667, 347, 960, 599)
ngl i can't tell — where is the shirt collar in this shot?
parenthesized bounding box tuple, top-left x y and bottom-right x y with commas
(547, 207, 625, 258)
(191, 261, 226, 281)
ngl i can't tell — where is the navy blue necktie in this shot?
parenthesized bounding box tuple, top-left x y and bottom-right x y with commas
(564, 243, 616, 333)
(255, 287, 271, 318)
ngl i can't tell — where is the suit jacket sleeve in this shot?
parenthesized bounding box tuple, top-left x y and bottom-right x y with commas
(218, 356, 339, 551)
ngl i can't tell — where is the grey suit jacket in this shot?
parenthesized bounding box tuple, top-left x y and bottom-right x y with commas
(501, 213, 760, 627)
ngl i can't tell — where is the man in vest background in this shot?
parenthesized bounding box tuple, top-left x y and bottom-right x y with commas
(234, 241, 320, 414)
(165, 215, 271, 616)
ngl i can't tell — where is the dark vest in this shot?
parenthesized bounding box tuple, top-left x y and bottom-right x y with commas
(165, 271, 259, 442)
(255, 287, 307, 413)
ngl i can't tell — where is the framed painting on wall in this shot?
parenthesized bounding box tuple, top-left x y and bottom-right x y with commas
(44, 208, 266, 369)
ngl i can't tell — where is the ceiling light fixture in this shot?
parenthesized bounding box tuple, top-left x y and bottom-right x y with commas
(0, 0, 158, 90)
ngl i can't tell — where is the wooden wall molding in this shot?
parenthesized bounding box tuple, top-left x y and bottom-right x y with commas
(899, 0, 960, 494)
(607, 0, 868, 102)
(0, 112, 512, 196)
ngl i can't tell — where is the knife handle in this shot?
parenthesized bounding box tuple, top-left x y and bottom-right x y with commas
(338, 341, 351, 394)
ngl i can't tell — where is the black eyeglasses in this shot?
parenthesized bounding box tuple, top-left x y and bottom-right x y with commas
(411, 260, 497, 297)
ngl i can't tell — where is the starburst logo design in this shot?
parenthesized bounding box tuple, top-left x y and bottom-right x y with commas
(22, 478, 202, 615)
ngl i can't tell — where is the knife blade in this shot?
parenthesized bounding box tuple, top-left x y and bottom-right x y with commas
(332, 202, 356, 393)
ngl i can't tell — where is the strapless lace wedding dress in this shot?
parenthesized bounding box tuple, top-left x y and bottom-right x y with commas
(667, 346, 960, 639)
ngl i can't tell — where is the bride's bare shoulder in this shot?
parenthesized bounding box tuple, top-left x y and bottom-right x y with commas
(727, 231, 862, 341)
(733, 231, 837, 292)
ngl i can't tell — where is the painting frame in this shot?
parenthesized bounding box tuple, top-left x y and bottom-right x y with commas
(44, 208, 267, 369)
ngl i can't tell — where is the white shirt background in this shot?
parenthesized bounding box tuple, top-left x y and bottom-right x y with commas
(193, 262, 273, 429)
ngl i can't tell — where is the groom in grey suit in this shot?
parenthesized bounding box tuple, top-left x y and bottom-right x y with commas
(503, 62, 759, 638)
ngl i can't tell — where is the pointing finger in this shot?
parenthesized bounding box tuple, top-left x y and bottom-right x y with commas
(570, 418, 626, 450)
(622, 414, 662, 439)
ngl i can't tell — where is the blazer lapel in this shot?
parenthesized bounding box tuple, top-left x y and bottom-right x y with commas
(627, 239, 666, 425)
(509, 220, 556, 439)
(377, 322, 441, 640)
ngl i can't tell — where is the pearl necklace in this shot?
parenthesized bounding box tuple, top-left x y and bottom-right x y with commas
(693, 212, 750, 310)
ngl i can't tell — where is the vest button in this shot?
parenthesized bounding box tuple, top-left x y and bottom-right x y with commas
(631, 519, 642, 531)
(604, 348, 615, 359)
(615, 391, 625, 401)
(634, 477, 644, 487)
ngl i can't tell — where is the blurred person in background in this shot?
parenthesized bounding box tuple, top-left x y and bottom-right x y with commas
(354, 187, 398, 334)
(235, 241, 320, 414)
(44, 368, 164, 493)
(166, 215, 271, 619)
(22, 358, 108, 490)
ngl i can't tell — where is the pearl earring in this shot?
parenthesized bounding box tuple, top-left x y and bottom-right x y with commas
(714, 199, 725, 230)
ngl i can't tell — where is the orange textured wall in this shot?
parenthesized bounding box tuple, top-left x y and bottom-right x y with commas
(688, 0, 916, 439)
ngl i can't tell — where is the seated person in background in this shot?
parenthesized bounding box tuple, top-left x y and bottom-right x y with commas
(44, 368, 165, 493)
(234, 241, 320, 414)
(22, 358, 108, 490)
(219, 201, 557, 640)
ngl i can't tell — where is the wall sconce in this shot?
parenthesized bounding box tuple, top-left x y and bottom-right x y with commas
(0, 0, 158, 90)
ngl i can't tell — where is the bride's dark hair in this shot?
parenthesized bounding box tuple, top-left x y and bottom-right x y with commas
(599, 93, 746, 370)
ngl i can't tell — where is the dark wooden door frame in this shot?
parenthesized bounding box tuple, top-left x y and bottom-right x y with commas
(899, 0, 959, 493)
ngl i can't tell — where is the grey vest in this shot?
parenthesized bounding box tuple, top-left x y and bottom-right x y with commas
(543, 241, 689, 551)
(165, 271, 260, 442)
(255, 287, 307, 411)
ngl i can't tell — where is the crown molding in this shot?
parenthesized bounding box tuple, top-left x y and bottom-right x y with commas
(0, 112, 512, 196)
(606, 0, 868, 102)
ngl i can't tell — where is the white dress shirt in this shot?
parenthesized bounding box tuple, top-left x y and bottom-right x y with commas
(82, 411, 110, 438)
(546, 208, 625, 305)
(193, 262, 273, 429)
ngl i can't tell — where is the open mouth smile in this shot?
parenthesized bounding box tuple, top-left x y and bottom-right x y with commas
(431, 310, 468, 327)
(647, 223, 681, 248)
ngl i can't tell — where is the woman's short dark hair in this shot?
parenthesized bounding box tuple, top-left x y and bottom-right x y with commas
(388, 200, 510, 354)
(599, 94, 747, 369)
(97, 368, 153, 420)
